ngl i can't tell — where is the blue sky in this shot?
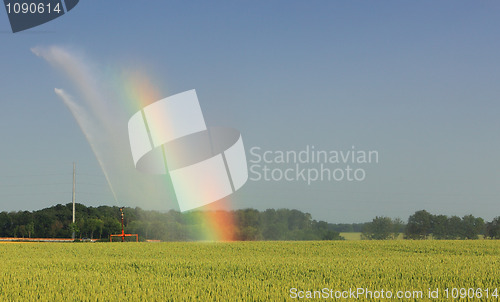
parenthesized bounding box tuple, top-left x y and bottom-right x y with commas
(1, 1, 500, 222)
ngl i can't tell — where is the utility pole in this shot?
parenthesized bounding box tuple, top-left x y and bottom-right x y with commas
(120, 207, 124, 242)
(72, 162, 76, 240)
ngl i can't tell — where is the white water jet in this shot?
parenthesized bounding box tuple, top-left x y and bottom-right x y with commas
(54, 88, 118, 201)
(33, 45, 174, 210)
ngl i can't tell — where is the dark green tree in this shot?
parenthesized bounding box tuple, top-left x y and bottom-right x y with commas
(405, 210, 432, 239)
(460, 215, 484, 240)
(431, 214, 450, 239)
(26, 222, 35, 238)
(486, 217, 500, 239)
(363, 216, 394, 240)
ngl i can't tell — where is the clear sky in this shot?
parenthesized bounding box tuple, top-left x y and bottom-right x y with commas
(1, 1, 499, 223)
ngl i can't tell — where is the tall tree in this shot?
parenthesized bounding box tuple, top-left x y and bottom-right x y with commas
(363, 216, 394, 240)
(486, 217, 500, 239)
(431, 214, 449, 239)
(460, 215, 484, 239)
(405, 210, 432, 239)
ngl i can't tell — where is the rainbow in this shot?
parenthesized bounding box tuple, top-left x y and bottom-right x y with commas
(119, 71, 237, 241)
(35, 45, 237, 241)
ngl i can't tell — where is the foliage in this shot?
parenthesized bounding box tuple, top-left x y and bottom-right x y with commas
(405, 210, 433, 239)
(0, 204, 343, 241)
(405, 210, 486, 240)
(362, 216, 402, 240)
(0, 205, 496, 241)
(486, 217, 500, 239)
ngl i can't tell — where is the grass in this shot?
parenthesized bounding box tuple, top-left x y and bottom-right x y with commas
(340, 232, 405, 240)
(339, 232, 362, 240)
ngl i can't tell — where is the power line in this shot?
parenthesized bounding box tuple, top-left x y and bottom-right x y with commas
(0, 183, 72, 188)
(0, 173, 71, 178)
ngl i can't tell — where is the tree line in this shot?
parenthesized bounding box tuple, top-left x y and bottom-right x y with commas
(0, 204, 343, 241)
(360, 210, 500, 240)
(404, 210, 499, 240)
(1, 204, 499, 241)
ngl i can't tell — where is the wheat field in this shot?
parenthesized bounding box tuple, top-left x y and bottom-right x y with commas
(0, 241, 498, 301)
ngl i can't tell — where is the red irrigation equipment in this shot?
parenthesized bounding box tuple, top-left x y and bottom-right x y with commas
(109, 207, 138, 242)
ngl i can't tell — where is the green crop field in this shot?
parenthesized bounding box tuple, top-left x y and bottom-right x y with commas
(340, 232, 405, 240)
(1, 241, 499, 301)
(340, 232, 363, 240)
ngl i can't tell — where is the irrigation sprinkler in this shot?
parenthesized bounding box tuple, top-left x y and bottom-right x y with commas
(109, 207, 138, 242)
